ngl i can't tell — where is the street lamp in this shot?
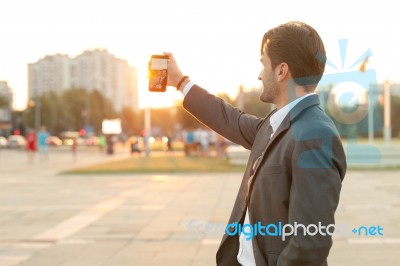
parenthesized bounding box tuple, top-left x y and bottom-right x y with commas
(34, 95, 41, 131)
(144, 106, 151, 157)
(383, 80, 391, 143)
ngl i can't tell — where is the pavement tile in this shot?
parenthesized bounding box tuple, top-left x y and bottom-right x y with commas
(0, 149, 400, 265)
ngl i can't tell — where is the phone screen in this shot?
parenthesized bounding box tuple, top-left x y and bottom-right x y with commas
(149, 55, 168, 92)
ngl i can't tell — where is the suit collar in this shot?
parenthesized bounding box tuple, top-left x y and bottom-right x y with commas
(268, 94, 320, 144)
(248, 94, 321, 183)
(287, 94, 320, 122)
(270, 93, 315, 134)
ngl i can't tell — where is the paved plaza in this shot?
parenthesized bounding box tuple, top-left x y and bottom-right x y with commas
(0, 147, 399, 265)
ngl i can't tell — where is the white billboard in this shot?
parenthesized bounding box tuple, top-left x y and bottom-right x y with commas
(102, 119, 122, 134)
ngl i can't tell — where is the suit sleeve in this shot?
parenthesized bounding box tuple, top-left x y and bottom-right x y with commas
(277, 126, 346, 265)
(183, 85, 263, 149)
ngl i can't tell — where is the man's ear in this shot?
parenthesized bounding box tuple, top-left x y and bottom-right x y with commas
(276, 63, 290, 81)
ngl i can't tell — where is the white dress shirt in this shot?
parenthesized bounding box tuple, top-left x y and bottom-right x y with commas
(182, 81, 195, 96)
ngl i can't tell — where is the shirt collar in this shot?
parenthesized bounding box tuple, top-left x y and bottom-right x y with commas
(269, 93, 315, 134)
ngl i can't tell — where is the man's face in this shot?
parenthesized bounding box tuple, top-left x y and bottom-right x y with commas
(258, 47, 279, 103)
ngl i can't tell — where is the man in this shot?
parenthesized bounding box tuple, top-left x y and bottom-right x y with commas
(158, 69, 167, 89)
(154, 69, 167, 90)
(166, 21, 346, 265)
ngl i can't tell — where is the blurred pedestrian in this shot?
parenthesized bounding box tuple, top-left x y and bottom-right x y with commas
(26, 129, 37, 163)
(166, 135, 173, 152)
(71, 138, 78, 161)
(164, 132, 174, 152)
(37, 126, 50, 162)
(216, 134, 228, 158)
(198, 127, 209, 157)
(98, 135, 106, 153)
(183, 128, 195, 156)
(106, 135, 114, 155)
(129, 136, 141, 155)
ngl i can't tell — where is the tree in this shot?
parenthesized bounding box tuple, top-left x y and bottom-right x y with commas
(120, 107, 142, 136)
(40, 92, 63, 133)
(239, 89, 274, 118)
(175, 101, 202, 129)
(216, 92, 235, 105)
(60, 88, 88, 131)
(88, 90, 118, 133)
(22, 88, 119, 135)
(390, 95, 400, 138)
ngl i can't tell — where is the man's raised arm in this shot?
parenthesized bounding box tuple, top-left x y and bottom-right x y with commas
(164, 52, 263, 149)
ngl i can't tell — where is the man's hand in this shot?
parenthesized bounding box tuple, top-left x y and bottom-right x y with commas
(163, 52, 186, 89)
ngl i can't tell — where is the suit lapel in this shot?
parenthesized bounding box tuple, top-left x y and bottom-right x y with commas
(249, 95, 320, 179)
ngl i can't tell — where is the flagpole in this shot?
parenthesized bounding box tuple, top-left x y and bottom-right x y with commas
(359, 56, 374, 144)
(383, 80, 391, 143)
(368, 85, 374, 144)
(144, 106, 151, 157)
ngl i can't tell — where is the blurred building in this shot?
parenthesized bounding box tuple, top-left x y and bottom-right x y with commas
(28, 49, 138, 111)
(28, 54, 70, 96)
(0, 81, 13, 135)
(377, 83, 400, 96)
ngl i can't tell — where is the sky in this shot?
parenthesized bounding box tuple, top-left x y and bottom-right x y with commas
(1, 0, 399, 110)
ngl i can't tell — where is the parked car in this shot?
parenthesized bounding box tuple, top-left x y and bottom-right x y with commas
(0, 136, 8, 148)
(85, 136, 99, 146)
(7, 135, 27, 149)
(47, 136, 62, 146)
(60, 131, 80, 146)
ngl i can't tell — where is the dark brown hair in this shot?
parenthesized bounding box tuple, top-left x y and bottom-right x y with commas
(261, 21, 326, 91)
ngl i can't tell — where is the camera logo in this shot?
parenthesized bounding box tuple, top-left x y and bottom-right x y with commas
(296, 39, 382, 165)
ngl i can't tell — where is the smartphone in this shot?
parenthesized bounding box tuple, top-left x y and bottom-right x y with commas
(148, 55, 169, 92)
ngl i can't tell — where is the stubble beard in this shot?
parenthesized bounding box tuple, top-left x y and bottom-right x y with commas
(260, 79, 278, 104)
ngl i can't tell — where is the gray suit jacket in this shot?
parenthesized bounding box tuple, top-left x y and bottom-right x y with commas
(183, 85, 347, 266)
